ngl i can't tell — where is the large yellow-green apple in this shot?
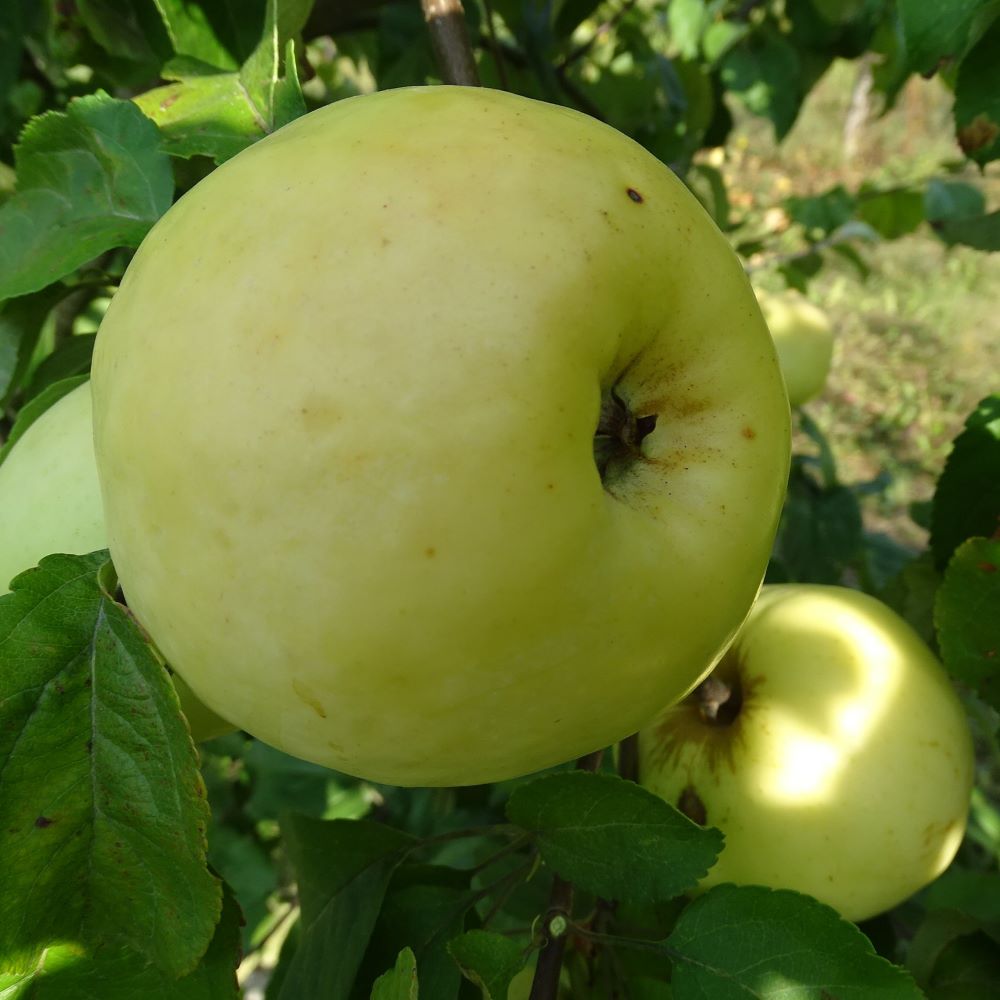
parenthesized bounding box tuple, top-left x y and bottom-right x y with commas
(92, 86, 790, 786)
(638, 584, 974, 921)
(0, 382, 234, 743)
(756, 288, 834, 407)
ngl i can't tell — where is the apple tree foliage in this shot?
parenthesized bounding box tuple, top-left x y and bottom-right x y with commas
(0, 1, 998, 997)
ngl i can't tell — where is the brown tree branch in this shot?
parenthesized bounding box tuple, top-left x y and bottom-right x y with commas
(422, 0, 480, 86)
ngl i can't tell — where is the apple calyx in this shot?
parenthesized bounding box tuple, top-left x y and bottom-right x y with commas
(593, 388, 657, 480)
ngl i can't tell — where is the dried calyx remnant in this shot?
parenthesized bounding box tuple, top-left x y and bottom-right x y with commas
(593, 387, 657, 480)
(693, 657, 744, 726)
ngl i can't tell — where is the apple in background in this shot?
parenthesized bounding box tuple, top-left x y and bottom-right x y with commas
(93, 85, 790, 787)
(0, 383, 105, 591)
(638, 584, 974, 922)
(756, 288, 834, 408)
(0, 382, 235, 743)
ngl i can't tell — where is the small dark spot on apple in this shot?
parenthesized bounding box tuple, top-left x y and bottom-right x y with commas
(742, 426, 756, 440)
(425, 547, 436, 558)
(627, 188, 644, 203)
(978, 562, 997, 573)
(35, 816, 55, 829)
(546, 483, 555, 491)
(677, 786, 707, 825)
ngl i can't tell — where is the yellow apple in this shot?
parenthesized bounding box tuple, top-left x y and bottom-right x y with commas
(0, 382, 234, 743)
(93, 86, 790, 786)
(756, 288, 834, 407)
(638, 584, 974, 922)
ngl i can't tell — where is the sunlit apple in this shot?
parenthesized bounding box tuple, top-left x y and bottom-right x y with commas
(638, 584, 974, 921)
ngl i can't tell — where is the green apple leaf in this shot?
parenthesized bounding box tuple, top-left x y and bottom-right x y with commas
(0, 93, 174, 301)
(935, 537, 1000, 709)
(931, 395, 1000, 568)
(0, 285, 67, 406)
(879, 552, 942, 646)
(922, 869, 1000, 924)
(897, 0, 1000, 76)
(371, 947, 419, 1000)
(0, 0, 26, 136)
(668, 0, 709, 60)
(239, 0, 307, 134)
(720, 27, 803, 139)
(277, 816, 415, 1000)
(205, 824, 278, 951)
(76, 0, 171, 65)
(770, 462, 864, 585)
(702, 20, 748, 64)
(152, 0, 240, 69)
(668, 884, 924, 999)
(239, 739, 371, 824)
(906, 908, 990, 992)
(448, 930, 526, 1000)
(785, 185, 856, 237)
(133, 67, 267, 163)
(0, 885, 241, 998)
(925, 178, 986, 222)
(922, 930, 1000, 996)
(931, 209, 1000, 250)
(923, 176, 1000, 248)
(0, 374, 88, 469)
(358, 865, 473, 1000)
(22, 332, 96, 401)
(955, 19, 1000, 162)
(506, 771, 722, 903)
(0, 552, 221, 977)
(857, 188, 925, 239)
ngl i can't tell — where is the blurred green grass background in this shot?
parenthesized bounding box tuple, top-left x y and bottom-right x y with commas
(726, 60, 1000, 549)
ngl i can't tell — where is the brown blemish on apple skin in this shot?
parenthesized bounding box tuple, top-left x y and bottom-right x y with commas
(677, 785, 707, 825)
(742, 426, 756, 440)
(292, 679, 328, 719)
(425, 547, 436, 558)
(627, 188, 644, 203)
(642, 394, 711, 421)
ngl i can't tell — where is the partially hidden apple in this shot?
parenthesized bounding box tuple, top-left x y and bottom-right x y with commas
(0, 382, 235, 743)
(638, 584, 974, 922)
(93, 86, 790, 787)
(756, 288, 834, 408)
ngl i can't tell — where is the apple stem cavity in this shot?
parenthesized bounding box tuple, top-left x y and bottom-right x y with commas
(593, 388, 657, 481)
(694, 670, 743, 726)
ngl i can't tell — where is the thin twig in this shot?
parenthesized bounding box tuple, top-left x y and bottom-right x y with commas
(529, 751, 605, 999)
(422, 0, 480, 86)
(745, 225, 874, 274)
